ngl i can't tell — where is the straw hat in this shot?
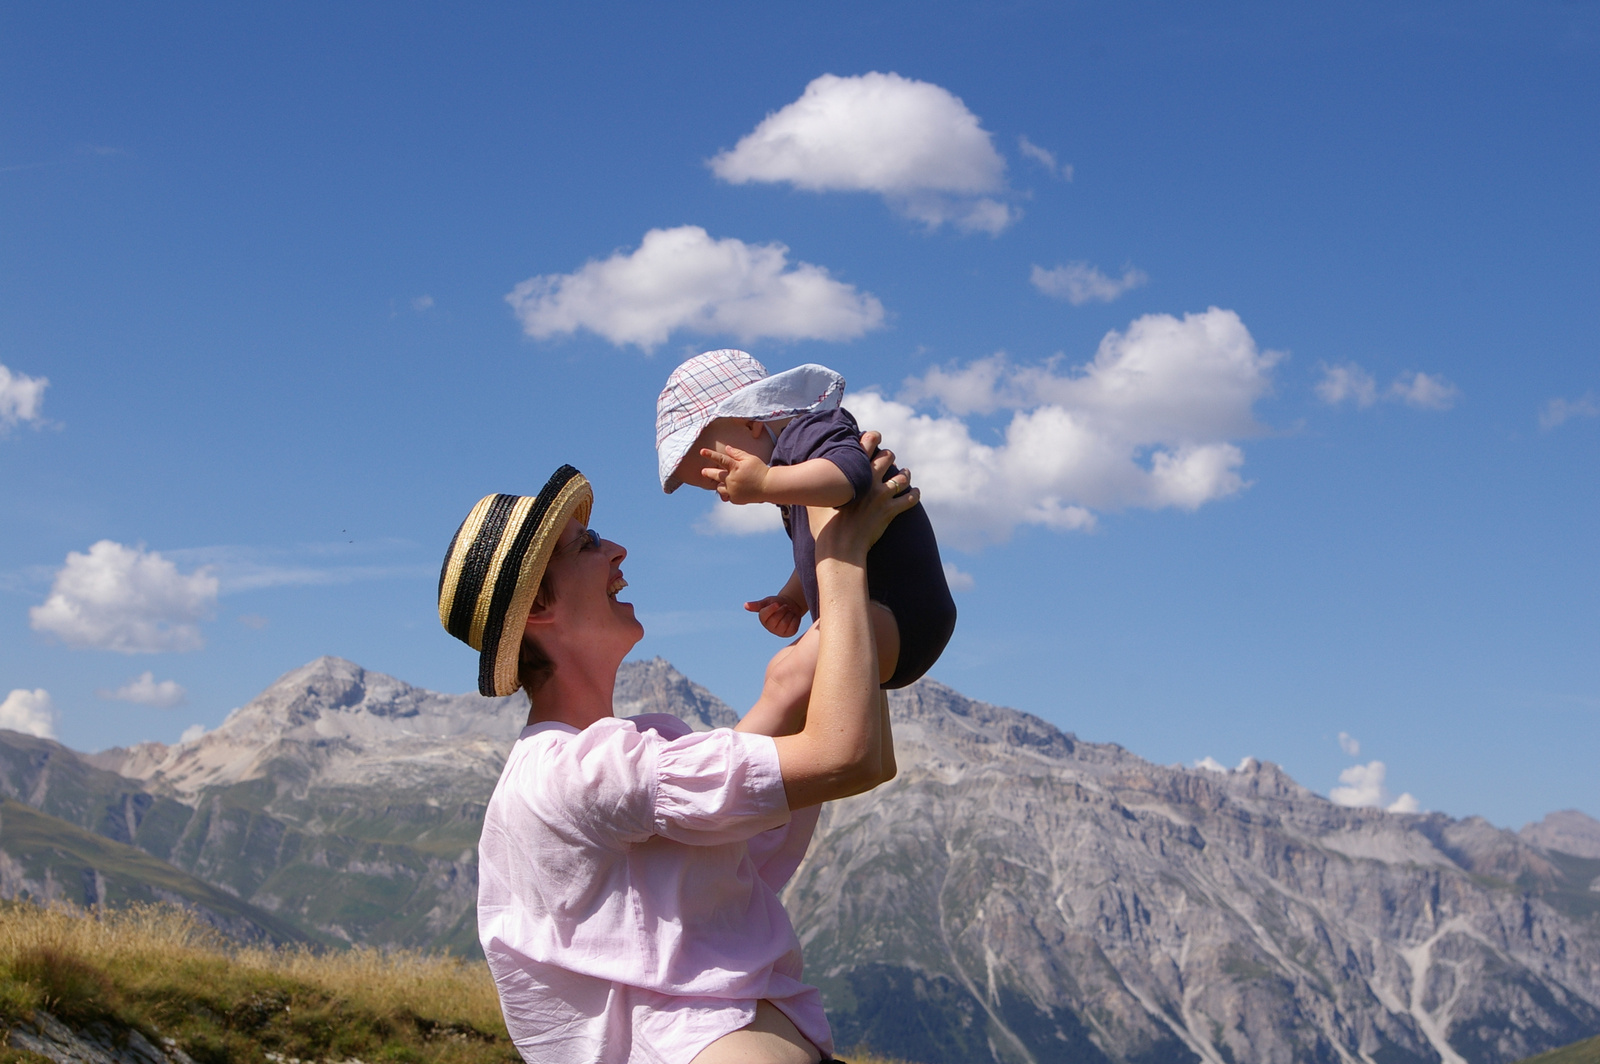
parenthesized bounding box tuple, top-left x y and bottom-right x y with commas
(438, 465, 593, 696)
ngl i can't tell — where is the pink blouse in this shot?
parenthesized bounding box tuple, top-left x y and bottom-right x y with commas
(477, 714, 828, 1064)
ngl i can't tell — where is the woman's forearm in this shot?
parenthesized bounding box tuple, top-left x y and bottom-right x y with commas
(775, 550, 881, 809)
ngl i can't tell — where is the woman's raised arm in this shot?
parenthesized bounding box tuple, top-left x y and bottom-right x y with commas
(771, 454, 917, 810)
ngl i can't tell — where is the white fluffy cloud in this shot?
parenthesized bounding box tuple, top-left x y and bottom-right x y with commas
(858, 307, 1278, 547)
(98, 671, 187, 708)
(0, 689, 56, 738)
(506, 226, 885, 352)
(1338, 731, 1361, 756)
(1316, 362, 1459, 411)
(1031, 262, 1148, 305)
(710, 72, 1017, 234)
(179, 723, 207, 744)
(1538, 392, 1598, 430)
(1330, 760, 1419, 813)
(0, 362, 48, 431)
(30, 540, 219, 653)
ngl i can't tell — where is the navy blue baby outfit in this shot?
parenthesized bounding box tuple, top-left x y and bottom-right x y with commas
(772, 405, 957, 689)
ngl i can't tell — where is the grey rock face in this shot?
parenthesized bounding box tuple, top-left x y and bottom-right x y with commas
(7, 1011, 199, 1064)
(783, 680, 1600, 1064)
(1522, 811, 1600, 860)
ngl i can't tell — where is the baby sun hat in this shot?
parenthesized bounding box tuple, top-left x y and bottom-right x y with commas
(438, 465, 593, 697)
(655, 349, 846, 493)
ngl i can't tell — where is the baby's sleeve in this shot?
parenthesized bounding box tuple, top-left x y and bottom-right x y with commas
(777, 408, 874, 501)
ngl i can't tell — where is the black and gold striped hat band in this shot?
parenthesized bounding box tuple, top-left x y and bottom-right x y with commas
(438, 465, 593, 696)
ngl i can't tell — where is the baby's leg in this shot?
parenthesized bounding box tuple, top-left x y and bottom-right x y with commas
(870, 602, 901, 687)
(741, 626, 821, 737)
(740, 605, 900, 735)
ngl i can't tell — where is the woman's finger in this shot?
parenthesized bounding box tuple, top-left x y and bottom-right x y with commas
(858, 430, 882, 456)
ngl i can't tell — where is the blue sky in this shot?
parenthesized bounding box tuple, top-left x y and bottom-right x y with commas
(2, 1, 1595, 828)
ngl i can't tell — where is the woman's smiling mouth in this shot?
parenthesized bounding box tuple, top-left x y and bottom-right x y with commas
(608, 574, 628, 599)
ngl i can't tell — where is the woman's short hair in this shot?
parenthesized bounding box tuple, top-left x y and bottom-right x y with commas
(517, 581, 557, 700)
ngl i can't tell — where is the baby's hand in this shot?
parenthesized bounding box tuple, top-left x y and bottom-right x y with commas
(745, 595, 804, 638)
(700, 444, 771, 504)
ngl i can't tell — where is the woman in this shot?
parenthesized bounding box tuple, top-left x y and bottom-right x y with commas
(438, 445, 916, 1064)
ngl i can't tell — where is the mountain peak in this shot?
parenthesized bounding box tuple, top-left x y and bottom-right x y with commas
(1522, 809, 1600, 859)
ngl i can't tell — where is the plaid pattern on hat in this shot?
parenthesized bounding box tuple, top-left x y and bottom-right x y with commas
(655, 350, 770, 455)
(655, 350, 846, 492)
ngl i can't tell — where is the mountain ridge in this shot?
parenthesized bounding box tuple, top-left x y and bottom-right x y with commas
(3, 656, 1597, 1064)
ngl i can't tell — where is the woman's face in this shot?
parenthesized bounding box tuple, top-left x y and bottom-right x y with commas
(532, 517, 644, 655)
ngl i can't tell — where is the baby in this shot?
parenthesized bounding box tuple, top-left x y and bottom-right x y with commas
(656, 349, 957, 728)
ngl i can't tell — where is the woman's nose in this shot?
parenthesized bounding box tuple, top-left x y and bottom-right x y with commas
(605, 539, 627, 562)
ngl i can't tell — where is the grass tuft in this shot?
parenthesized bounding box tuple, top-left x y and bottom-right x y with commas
(0, 901, 514, 1064)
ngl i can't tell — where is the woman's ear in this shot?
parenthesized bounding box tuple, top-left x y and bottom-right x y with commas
(525, 602, 556, 630)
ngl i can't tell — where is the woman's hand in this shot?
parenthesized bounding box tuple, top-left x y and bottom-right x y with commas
(809, 455, 917, 562)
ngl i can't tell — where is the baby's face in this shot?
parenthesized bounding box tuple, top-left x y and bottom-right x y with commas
(672, 417, 776, 491)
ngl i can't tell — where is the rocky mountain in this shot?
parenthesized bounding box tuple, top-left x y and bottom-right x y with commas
(1, 656, 736, 952)
(1522, 812, 1600, 862)
(1, 657, 1597, 1064)
(786, 682, 1600, 1064)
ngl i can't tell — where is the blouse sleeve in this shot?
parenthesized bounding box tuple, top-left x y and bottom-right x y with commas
(651, 728, 792, 846)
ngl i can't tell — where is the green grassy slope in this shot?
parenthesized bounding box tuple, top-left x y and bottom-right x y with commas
(1518, 1034, 1600, 1064)
(0, 800, 310, 946)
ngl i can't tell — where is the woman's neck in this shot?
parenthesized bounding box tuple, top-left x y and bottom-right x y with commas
(524, 654, 622, 729)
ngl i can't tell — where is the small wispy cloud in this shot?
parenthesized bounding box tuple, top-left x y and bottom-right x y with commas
(1539, 392, 1598, 431)
(179, 723, 207, 744)
(942, 563, 975, 592)
(1330, 760, 1419, 813)
(1031, 262, 1148, 305)
(1338, 731, 1361, 756)
(1017, 136, 1071, 180)
(0, 362, 49, 432)
(1316, 362, 1460, 411)
(411, 295, 435, 312)
(163, 540, 432, 593)
(1390, 371, 1460, 411)
(696, 503, 785, 536)
(98, 671, 187, 708)
(1193, 755, 1256, 774)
